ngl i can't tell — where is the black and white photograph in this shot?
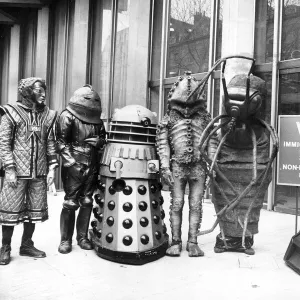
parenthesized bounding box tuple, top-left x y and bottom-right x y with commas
(0, 0, 300, 299)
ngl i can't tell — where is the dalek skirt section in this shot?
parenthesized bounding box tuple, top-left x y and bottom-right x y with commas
(89, 105, 168, 265)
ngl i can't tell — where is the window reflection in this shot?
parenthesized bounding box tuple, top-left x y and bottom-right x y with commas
(278, 73, 300, 114)
(167, 0, 211, 77)
(275, 72, 300, 210)
(112, 0, 130, 113)
(216, 0, 223, 61)
(255, 72, 272, 124)
(112, 0, 151, 113)
(213, 79, 220, 118)
(254, 0, 274, 63)
(282, 0, 300, 60)
(90, 0, 112, 120)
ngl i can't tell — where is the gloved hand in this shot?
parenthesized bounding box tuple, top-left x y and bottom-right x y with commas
(5, 167, 18, 188)
(161, 167, 174, 187)
(47, 168, 55, 188)
(84, 136, 106, 149)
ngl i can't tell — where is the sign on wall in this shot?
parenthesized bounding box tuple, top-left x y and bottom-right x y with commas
(277, 115, 300, 186)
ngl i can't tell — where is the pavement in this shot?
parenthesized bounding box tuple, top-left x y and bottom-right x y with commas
(0, 190, 300, 300)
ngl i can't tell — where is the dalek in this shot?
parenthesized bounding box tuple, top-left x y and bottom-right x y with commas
(89, 105, 169, 265)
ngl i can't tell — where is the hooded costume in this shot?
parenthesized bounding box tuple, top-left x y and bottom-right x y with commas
(0, 77, 58, 265)
(56, 85, 106, 254)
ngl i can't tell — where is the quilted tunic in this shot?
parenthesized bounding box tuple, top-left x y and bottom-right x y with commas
(0, 103, 58, 178)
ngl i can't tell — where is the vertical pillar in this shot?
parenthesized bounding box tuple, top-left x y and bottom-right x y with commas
(221, 0, 256, 57)
(8, 24, 20, 104)
(125, 0, 151, 107)
(35, 6, 50, 79)
(70, 0, 90, 93)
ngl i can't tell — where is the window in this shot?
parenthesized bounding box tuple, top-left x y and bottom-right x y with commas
(149, 0, 223, 119)
(255, 0, 300, 212)
(281, 0, 300, 61)
(89, 0, 113, 120)
(254, 0, 274, 64)
(166, 0, 211, 77)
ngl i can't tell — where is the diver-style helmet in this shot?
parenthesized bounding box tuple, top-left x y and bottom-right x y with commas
(67, 84, 102, 124)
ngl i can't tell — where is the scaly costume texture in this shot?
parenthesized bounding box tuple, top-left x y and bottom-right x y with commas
(56, 85, 106, 254)
(0, 77, 58, 265)
(156, 71, 218, 257)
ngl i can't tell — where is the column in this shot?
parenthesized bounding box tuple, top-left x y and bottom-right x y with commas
(35, 6, 49, 79)
(8, 24, 20, 104)
(125, 0, 151, 107)
(221, 0, 256, 82)
(69, 0, 90, 95)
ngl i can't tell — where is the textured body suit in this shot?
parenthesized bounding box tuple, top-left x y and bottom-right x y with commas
(156, 109, 217, 249)
(56, 109, 106, 210)
(0, 103, 57, 225)
(56, 108, 106, 249)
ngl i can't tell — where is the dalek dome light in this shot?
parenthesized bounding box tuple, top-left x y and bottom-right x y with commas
(112, 105, 158, 125)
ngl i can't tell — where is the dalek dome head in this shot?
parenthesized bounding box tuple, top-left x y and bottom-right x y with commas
(108, 105, 158, 145)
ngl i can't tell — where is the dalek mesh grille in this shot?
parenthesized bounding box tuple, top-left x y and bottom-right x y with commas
(107, 121, 156, 145)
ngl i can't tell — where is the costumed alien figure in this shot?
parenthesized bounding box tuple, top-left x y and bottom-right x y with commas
(56, 85, 106, 254)
(0, 77, 58, 265)
(156, 71, 218, 257)
(197, 56, 278, 255)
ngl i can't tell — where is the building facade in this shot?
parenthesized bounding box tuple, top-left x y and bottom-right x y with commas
(0, 0, 300, 214)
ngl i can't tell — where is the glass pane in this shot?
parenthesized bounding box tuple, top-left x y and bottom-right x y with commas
(278, 72, 300, 115)
(149, 86, 160, 117)
(112, 0, 151, 113)
(213, 79, 220, 118)
(167, 0, 211, 77)
(90, 0, 112, 120)
(281, 0, 300, 61)
(164, 87, 171, 115)
(216, 0, 223, 61)
(275, 72, 300, 210)
(150, 0, 164, 81)
(255, 72, 272, 124)
(49, 0, 71, 112)
(254, 0, 274, 63)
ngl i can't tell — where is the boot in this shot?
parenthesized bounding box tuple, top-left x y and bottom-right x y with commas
(186, 208, 204, 257)
(76, 207, 93, 250)
(20, 239, 46, 258)
(166, 209, 183, 257)
(0, 226, 14, 265)
(0, 245, 11, 265)
(20, 223, 46, 258)
(58, 208, 75, 254)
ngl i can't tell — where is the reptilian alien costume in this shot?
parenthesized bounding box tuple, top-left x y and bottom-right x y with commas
(56, 85, 106, 254)
(156, 71, 218, 257)
(0, 77, 58, 265)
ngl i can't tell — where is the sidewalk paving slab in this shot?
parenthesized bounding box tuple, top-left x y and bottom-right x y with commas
(0, 191, 300, 300)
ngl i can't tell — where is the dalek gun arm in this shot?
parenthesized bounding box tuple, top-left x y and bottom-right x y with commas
(147, 160, 159, 173)
(110, 157, 126, 192)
